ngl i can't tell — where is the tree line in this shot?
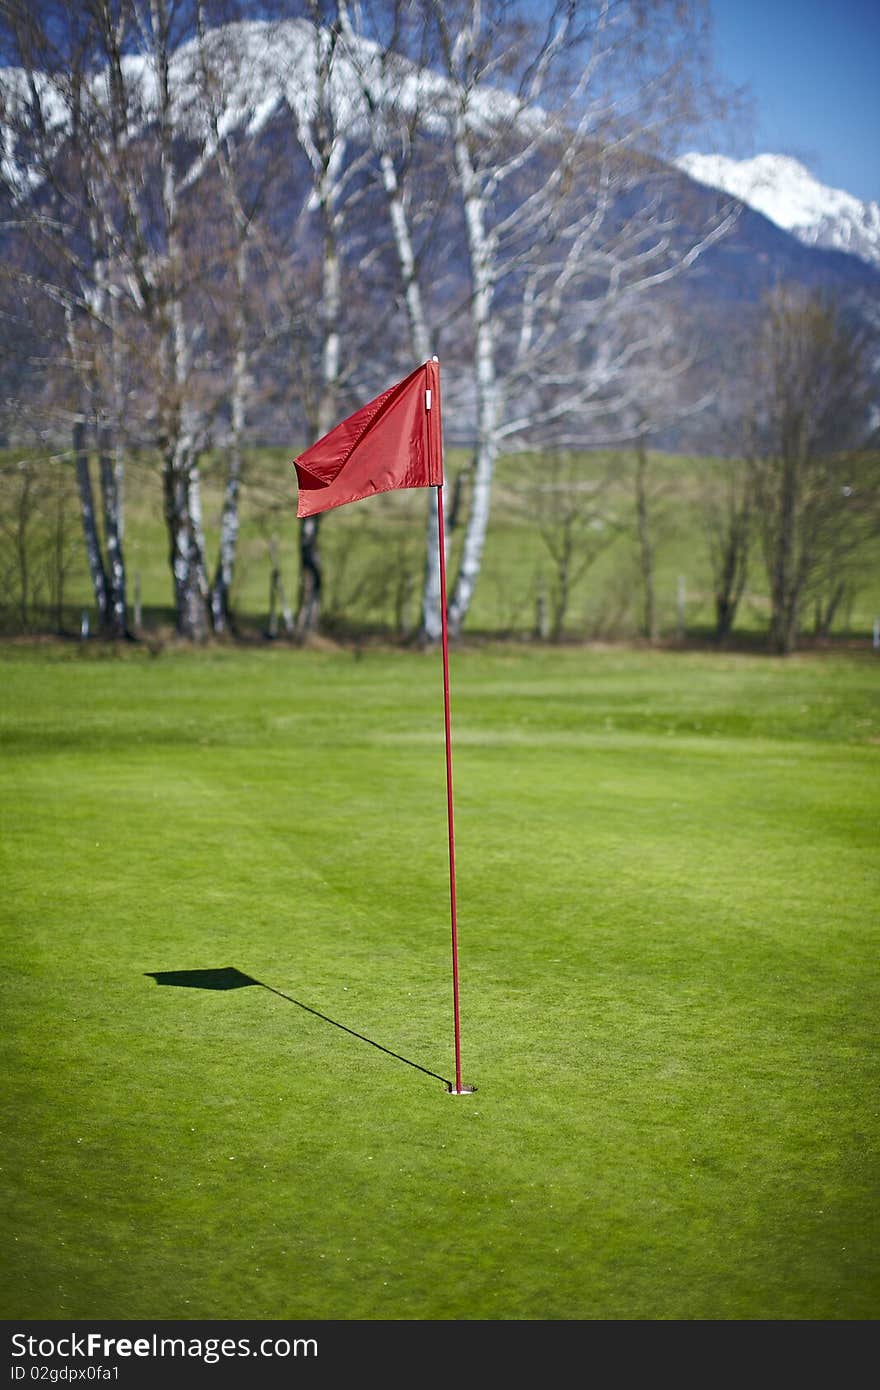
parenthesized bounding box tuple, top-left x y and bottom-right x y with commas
(1, 0, 876, 653)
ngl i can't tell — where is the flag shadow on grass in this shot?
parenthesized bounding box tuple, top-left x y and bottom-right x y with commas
(145, 968, 452, 1088)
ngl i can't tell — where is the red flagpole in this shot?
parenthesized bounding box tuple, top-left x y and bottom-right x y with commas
(436, 481, 464, 1093)
(429, 357, 470, 1095)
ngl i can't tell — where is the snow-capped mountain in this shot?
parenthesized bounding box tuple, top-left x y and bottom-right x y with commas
(4, 16, 877, 279)
(0, 17, 531, 201)
(676, 152, 880, 270)
(2, 16, 879, 461)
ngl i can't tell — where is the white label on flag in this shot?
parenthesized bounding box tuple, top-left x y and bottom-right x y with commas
(425, 389, 432, 411)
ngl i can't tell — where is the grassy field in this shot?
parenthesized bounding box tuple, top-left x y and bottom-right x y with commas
(5, 445, 880, 644)
(1, 640, 878, 1320)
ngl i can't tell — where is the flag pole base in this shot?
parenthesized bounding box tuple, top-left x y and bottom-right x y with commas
(446, 1083, 476, 1095)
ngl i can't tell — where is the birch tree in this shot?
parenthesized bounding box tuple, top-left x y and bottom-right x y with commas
(293, 8, 345, 634)
(130, 0, 212, 639)
(258, 2, 377, 635)
(334, 0, 454, 641)
(93, 0, 260, 640)
(191, 10, 282, 634)
(1, 0, 226, 638)
(421, 0, 737, 638)
(82, 0, 247, 640)
(0, 1, 131, 635)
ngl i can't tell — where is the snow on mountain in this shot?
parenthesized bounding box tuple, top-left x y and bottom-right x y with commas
(0, 19, 379, 194)
(676, 152, 880, 270)
(0, 17, 532, 199)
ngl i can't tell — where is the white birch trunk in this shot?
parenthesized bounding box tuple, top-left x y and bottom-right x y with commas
(335, 1, 448, 642)
(88, 251, 128, 637)
(152, 0, 208, 639)
(377, 132, 448, 643)
(378, 147, 450, 643)
(447, 129, 500, 638)
(294, 21, 346, 637)
(318, 232, 342, 439)
(109, 289, 125, 544)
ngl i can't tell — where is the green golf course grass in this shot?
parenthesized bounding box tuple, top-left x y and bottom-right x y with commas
(1, 640, 878, 1320)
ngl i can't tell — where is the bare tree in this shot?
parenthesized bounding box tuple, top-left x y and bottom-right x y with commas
(0, 434, 79, 634)
(1, 0, 750, 646)
(334, 0, 454, 643)
(632, 438, 660, 642)
(0, 0, 239, 639)
(253, 3, 380, 637)
(137, 0, 212, 639)
(191, 10, 283, 634)
(420, 0, 737, 638)
(692, 318, 758, 644)
(335, 2, 433, 359)
(525, 451, 620, 640)
(0, 2, 132, 635)
(701, 453, 751, 643)
(293, 9, 346, 635)
(590, 300, 724, 644)
(746, 287, 879, 653)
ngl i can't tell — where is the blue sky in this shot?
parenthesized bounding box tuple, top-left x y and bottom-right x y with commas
(5, 1, 878, 202)
(706, 0, 880, 202)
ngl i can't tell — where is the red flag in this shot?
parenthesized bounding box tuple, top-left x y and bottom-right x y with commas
(292, 359, 443, 517)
